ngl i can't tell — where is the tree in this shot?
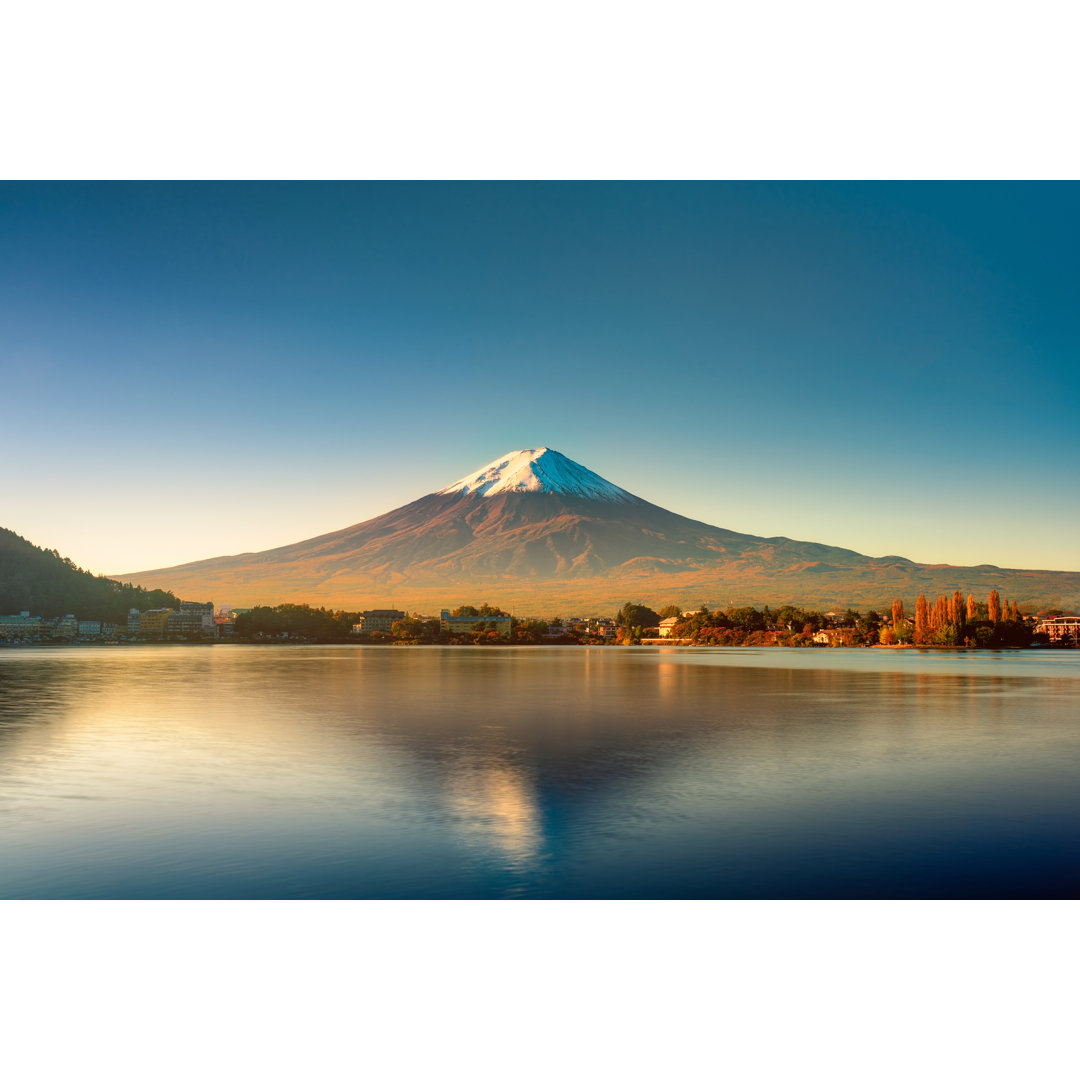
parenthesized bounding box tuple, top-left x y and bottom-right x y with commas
(658, 605, 681, 619)
(915, 594, 929, 644)
(856, 610, 882, 645)
(727, 607, 767, 633)
(988, 589, 1001, 623)
(615, 603, 660, 629)
(948, 591, 963, 627)
(967, 594, 976, 621)
(392, 617, 432, 641)
(891, 599, 905, 632)
(513, 619, 548, 644)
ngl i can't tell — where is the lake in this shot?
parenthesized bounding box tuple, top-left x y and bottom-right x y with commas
(0, 644, 1076, 898)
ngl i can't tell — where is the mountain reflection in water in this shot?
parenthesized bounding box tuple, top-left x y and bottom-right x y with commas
(0, 645, 1077, 898)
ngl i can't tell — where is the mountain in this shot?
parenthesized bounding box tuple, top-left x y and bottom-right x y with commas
(116, 448, 1080, 613)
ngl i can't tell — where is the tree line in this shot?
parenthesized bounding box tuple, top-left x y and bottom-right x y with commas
(230, 590, 1064, 648)
(879, 589, 1033, 648)
(233, 603, 592, 645)
(627, 589, 1047, 648)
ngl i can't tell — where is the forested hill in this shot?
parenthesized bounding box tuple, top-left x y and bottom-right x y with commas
(0, 528, 182, 621)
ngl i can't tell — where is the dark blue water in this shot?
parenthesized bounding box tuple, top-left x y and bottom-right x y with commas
(0, 645, 1076, 898)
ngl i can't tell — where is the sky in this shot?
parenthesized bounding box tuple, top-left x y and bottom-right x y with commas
(2, 181, 1077, 576)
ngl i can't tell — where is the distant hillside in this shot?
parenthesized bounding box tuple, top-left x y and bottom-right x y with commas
(0, 528, 183, 621)
(117, 448, 1080, 614)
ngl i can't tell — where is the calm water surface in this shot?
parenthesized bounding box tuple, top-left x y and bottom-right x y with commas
(0, 645, 1077, 898)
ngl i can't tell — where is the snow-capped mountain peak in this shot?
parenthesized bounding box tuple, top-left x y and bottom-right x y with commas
(437, 448, 636, 501)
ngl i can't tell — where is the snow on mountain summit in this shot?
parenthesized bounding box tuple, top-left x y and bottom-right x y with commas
(437, 448, 636, 501)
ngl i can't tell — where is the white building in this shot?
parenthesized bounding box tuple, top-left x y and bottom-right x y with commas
(1034, 616, 1080, 643)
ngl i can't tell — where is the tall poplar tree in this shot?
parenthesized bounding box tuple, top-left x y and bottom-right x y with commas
(929, 596, 944, 631)
(988, 589, 1001, 623)
(967, 594, 976, 621)
(915, 594, 928, 643)
(949, 591, 964, 626)
(891, 599, 904, 630)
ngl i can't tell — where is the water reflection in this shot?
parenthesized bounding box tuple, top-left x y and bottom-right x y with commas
(444, 758, 541, 866)
(0, 646, 1077, 898)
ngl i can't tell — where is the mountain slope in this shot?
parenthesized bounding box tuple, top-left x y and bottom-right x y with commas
(115, 449, 1080, 612)
(0, 527, 182, 620)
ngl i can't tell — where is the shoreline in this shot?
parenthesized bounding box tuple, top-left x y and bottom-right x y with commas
(1, 639, 1070, 653)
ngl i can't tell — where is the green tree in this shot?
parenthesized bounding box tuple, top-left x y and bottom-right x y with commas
(391, 617, 429, 641)
(727, 607, 766, 633)
(615, 603, 660, 629)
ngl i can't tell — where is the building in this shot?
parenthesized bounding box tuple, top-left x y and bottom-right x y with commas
(354, 609, 407, 634)
(563, 616, 620, 638)
(166, 612, 213, 636)
(127, 608, 141, 635)
(1034, 616, 1080, 643)
(440, 610, 512, 636)
(169, 602, 217, 637)
(657, 616, 680, 638)
(0, 612, 43, 640)
(53, 614, 79, 638)
(137, 609, 174, 636)
(77, 621, 102, 637)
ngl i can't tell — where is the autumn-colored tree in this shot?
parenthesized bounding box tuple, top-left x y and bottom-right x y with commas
(948, 590, 964, 627)
(924, 596, 941, 630)
(988, 589, 1001, 623)
(1011, 600, 1020, 621)
(891, 598, 905, 631)
(915, 594, 929, 643)
(967, 594, 976, 621)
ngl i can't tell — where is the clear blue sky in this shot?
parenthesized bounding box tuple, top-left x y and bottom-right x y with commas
(2, 182, 1077, 575)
